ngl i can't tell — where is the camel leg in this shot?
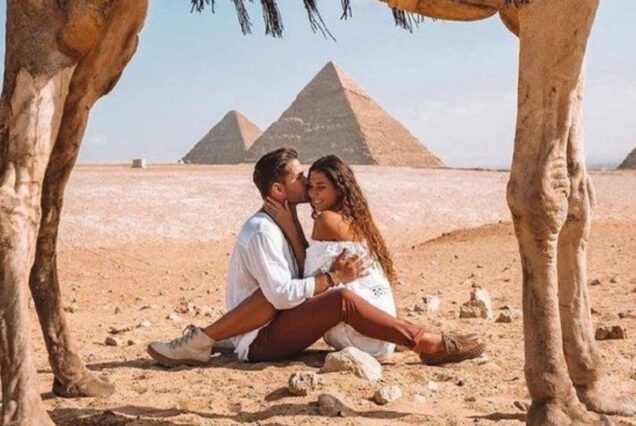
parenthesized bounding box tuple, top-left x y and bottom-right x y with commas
(0, 4, 77, 424)
(27, 1, 148, 398)
(507, 1, 606, 425)
(557, 74, 636, 417)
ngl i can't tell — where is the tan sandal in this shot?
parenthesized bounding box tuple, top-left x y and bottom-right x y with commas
(416, 331, 485, 366)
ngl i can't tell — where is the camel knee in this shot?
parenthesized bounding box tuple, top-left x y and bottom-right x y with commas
(507, 172, 570, 254)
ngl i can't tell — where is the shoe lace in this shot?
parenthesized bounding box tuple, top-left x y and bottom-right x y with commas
(168, 324, 199, 350)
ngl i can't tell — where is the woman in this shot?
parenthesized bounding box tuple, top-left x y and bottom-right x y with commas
(263, 154, 399, 358)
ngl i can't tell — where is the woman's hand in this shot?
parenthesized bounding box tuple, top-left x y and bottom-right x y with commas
(263, 197, 296, 236)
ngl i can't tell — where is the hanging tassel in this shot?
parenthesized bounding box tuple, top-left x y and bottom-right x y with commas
(340, 0, 352, 20)
(260, 0, 284, 38)
(303, 0, 336, 41)
(232, 0, 252, 35)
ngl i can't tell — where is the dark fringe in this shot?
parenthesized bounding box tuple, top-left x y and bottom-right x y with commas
(391, 9, 422, 33)
(190, 0, 534, 38)
(260, 0, 284, 37)
(302, 0, 335, 41)
(340, 0, 352, 20)
(233, 0, 252, 35)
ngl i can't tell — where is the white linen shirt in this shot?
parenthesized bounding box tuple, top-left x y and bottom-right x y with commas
(226, 211, 316, 361)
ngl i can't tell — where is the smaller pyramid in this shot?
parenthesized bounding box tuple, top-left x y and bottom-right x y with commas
(182, 110, 262, 164)
(617, 147, 636, 169)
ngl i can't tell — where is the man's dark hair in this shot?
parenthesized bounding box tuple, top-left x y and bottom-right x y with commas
(253, 148, 299, 199)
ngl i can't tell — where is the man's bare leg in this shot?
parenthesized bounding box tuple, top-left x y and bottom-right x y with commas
(202, 289, 276, 341)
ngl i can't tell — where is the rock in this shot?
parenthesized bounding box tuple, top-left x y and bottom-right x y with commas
(514, 400, 530, 412)
(475, 354, 490, 365)
(459, 287, 493, 320)
(138, 319, 152, 328)
(108, 325, 132, 334)
(127, 339, 139, 346)
(609, 276, 618, 284)
(104, 336, 122, 346)
(166, 312, 181, 322)
(589, 278, 602, 286)
(321, 347, 382, 381)
(595, 325, 627, 340)
(427, 381, 438, 392)
(318, 394, 351, 417)
(618, 310, 636, 319)
(373, 386, 403, 405)
(495, 309, 521, 323)
(114, 306, 121, 314)
(63, 304, 78, 313)
(288, 371, 322, 396)
(420, 295, 441, 313)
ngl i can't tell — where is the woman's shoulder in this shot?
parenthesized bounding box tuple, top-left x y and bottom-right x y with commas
(313, 210, 357, 242)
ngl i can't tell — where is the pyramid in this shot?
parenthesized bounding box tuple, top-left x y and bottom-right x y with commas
(182, 110, 262, 164)
(245, 62, 443, 168)
(617, 147, 636, 169)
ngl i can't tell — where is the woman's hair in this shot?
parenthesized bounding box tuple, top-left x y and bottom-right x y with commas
(309, 155, 397, 285)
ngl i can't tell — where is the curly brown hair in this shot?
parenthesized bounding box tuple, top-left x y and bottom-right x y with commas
(309, 155, 397, 285)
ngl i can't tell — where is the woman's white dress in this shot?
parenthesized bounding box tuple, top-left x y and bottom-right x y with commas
(304, 240, 397, 358)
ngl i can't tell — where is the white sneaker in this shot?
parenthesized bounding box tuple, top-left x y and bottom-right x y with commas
(147, 325, 215, 366)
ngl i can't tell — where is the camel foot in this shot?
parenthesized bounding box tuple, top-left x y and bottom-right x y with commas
(527, 396, 613, 426)
(52, 371, 115, 398)
(1, 399, 55, 426)
(577, 380, 636, 417)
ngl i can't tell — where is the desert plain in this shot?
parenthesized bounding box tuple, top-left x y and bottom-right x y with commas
(29, 164, 636, 425)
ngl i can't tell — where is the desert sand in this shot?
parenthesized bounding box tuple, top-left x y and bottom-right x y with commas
(32, 164, 635, 425)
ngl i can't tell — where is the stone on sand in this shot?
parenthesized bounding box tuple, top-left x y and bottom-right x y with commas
(459, 287, 493, 320)
(373, 386, 403, 405)
(495, 308, 521, 323)
(595, 325, 627, 340)
(318, 393, 351, 417)
(321, 347, 382, 381)
(288, 371, 322, 396)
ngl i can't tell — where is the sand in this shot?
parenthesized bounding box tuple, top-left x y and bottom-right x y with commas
(30, 165, 635, 425)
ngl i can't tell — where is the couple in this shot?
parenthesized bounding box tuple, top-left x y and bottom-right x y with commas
(148, 148, 485, 365)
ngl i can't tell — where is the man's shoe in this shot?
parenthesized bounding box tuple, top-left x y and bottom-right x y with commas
(147, 325, 215, 367)
(417, 332, 485, 366)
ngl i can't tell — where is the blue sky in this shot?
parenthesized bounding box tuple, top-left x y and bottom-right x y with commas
(1, 1, 634, 168)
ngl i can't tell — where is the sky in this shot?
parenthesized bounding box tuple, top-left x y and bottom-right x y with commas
(1, 1, 634, 168)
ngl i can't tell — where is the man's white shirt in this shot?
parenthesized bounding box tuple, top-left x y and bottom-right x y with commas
(225, 211, 315, 361)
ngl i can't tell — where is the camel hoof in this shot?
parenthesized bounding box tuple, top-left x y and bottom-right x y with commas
(527, 397, 613, 426)
(52, 373, 115, 398)
(577, 381, 636, 417)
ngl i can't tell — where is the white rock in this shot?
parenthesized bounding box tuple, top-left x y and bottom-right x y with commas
(373, 386, 403, 405)
(495, 309, 521, 323)
(138, 319, 152, 328)
(421, 295, 441, 312)
(166, 312, 181, 322)
(459, 287, 493, 320)
(321, 347, 382, 381)
(318, 394, 350, 417)
(427, 381, 439, 392)
(288, 371, 322, 396)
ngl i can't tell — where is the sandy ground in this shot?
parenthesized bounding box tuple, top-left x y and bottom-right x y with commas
(25, 165, 635, 425)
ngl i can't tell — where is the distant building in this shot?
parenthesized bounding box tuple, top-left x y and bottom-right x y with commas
(618, 147, 636, 169)
(182, 110, 262, 164)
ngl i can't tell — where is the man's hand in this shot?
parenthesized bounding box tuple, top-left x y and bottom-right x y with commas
(329, 249, 370, 285)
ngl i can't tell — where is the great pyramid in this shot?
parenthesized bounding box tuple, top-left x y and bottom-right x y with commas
(182, 110, 262, 164)
(245, 62, 443, 168)
(618, 147, 636, 169)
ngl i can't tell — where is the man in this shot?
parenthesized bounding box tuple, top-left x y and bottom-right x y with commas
(148, 148, 483, 365)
